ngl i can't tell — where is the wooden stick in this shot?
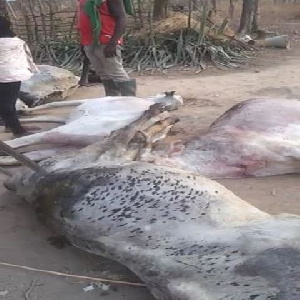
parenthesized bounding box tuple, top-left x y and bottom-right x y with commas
(0, 141, 46, 175)
(0, 261, 146, 287)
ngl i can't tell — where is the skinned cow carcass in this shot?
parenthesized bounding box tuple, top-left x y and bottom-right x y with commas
(0, 104, 299, 300)
(153, 97, 300, 178)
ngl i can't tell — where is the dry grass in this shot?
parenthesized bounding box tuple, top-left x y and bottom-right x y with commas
(133, 1, 299, 40)
(133, 12, 235, 39)
(132, 1, 300, 38)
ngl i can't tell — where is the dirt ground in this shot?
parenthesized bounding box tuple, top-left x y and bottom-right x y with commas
(0, 9, 300, 300)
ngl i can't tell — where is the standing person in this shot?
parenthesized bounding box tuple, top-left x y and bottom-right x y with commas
(78, 0, 136, 96)
(0, 16, 39, 137)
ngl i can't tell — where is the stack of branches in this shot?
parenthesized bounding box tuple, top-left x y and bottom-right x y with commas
(34, 11, 253, 74)
(123, 11, 253, 72)
(32, 39, 82, 75)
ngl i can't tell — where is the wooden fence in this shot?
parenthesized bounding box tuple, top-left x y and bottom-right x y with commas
(10, 11, 79, 45)
(7, 0, 151, 48)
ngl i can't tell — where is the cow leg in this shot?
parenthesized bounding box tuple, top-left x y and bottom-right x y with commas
(19, 116, 66, 124)
(28, 100, 85, 112)
(0, 147, 78, 166)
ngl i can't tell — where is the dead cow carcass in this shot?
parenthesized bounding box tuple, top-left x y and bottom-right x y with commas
(2, 96, 300, 179)
(19, 65, 79, 107)
(154, 97, 300, 178)
(0, 92, 183, 164)
(1, 104, 299, 300)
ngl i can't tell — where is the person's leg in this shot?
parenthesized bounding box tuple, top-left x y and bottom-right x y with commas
(116, 78, 137, 96)
(78, 54, 91, 87)
(0, 82, 28, 136)
(85, 45, 136, 96)
(101, 45, 136, 96)
(79, 46, 102, 87)
(84, 45, 120, 96)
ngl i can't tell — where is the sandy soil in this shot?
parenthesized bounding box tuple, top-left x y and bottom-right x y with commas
(0, 18, 299, 300)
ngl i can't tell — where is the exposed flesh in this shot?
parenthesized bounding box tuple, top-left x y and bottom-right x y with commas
(155, 98, 300, 178)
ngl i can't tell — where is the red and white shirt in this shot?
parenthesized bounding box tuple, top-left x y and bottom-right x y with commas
(78, 0, 123, 45)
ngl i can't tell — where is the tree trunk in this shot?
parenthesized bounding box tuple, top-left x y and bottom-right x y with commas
(192, 0, 197, 11)
(238, 0, 259, 34)
(252, 0, 260, 32)
(211, 0, 217, 12)
(153, 0, 168, 20)
(0, 0, 10, 19)
(229, 0, 236, 19)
